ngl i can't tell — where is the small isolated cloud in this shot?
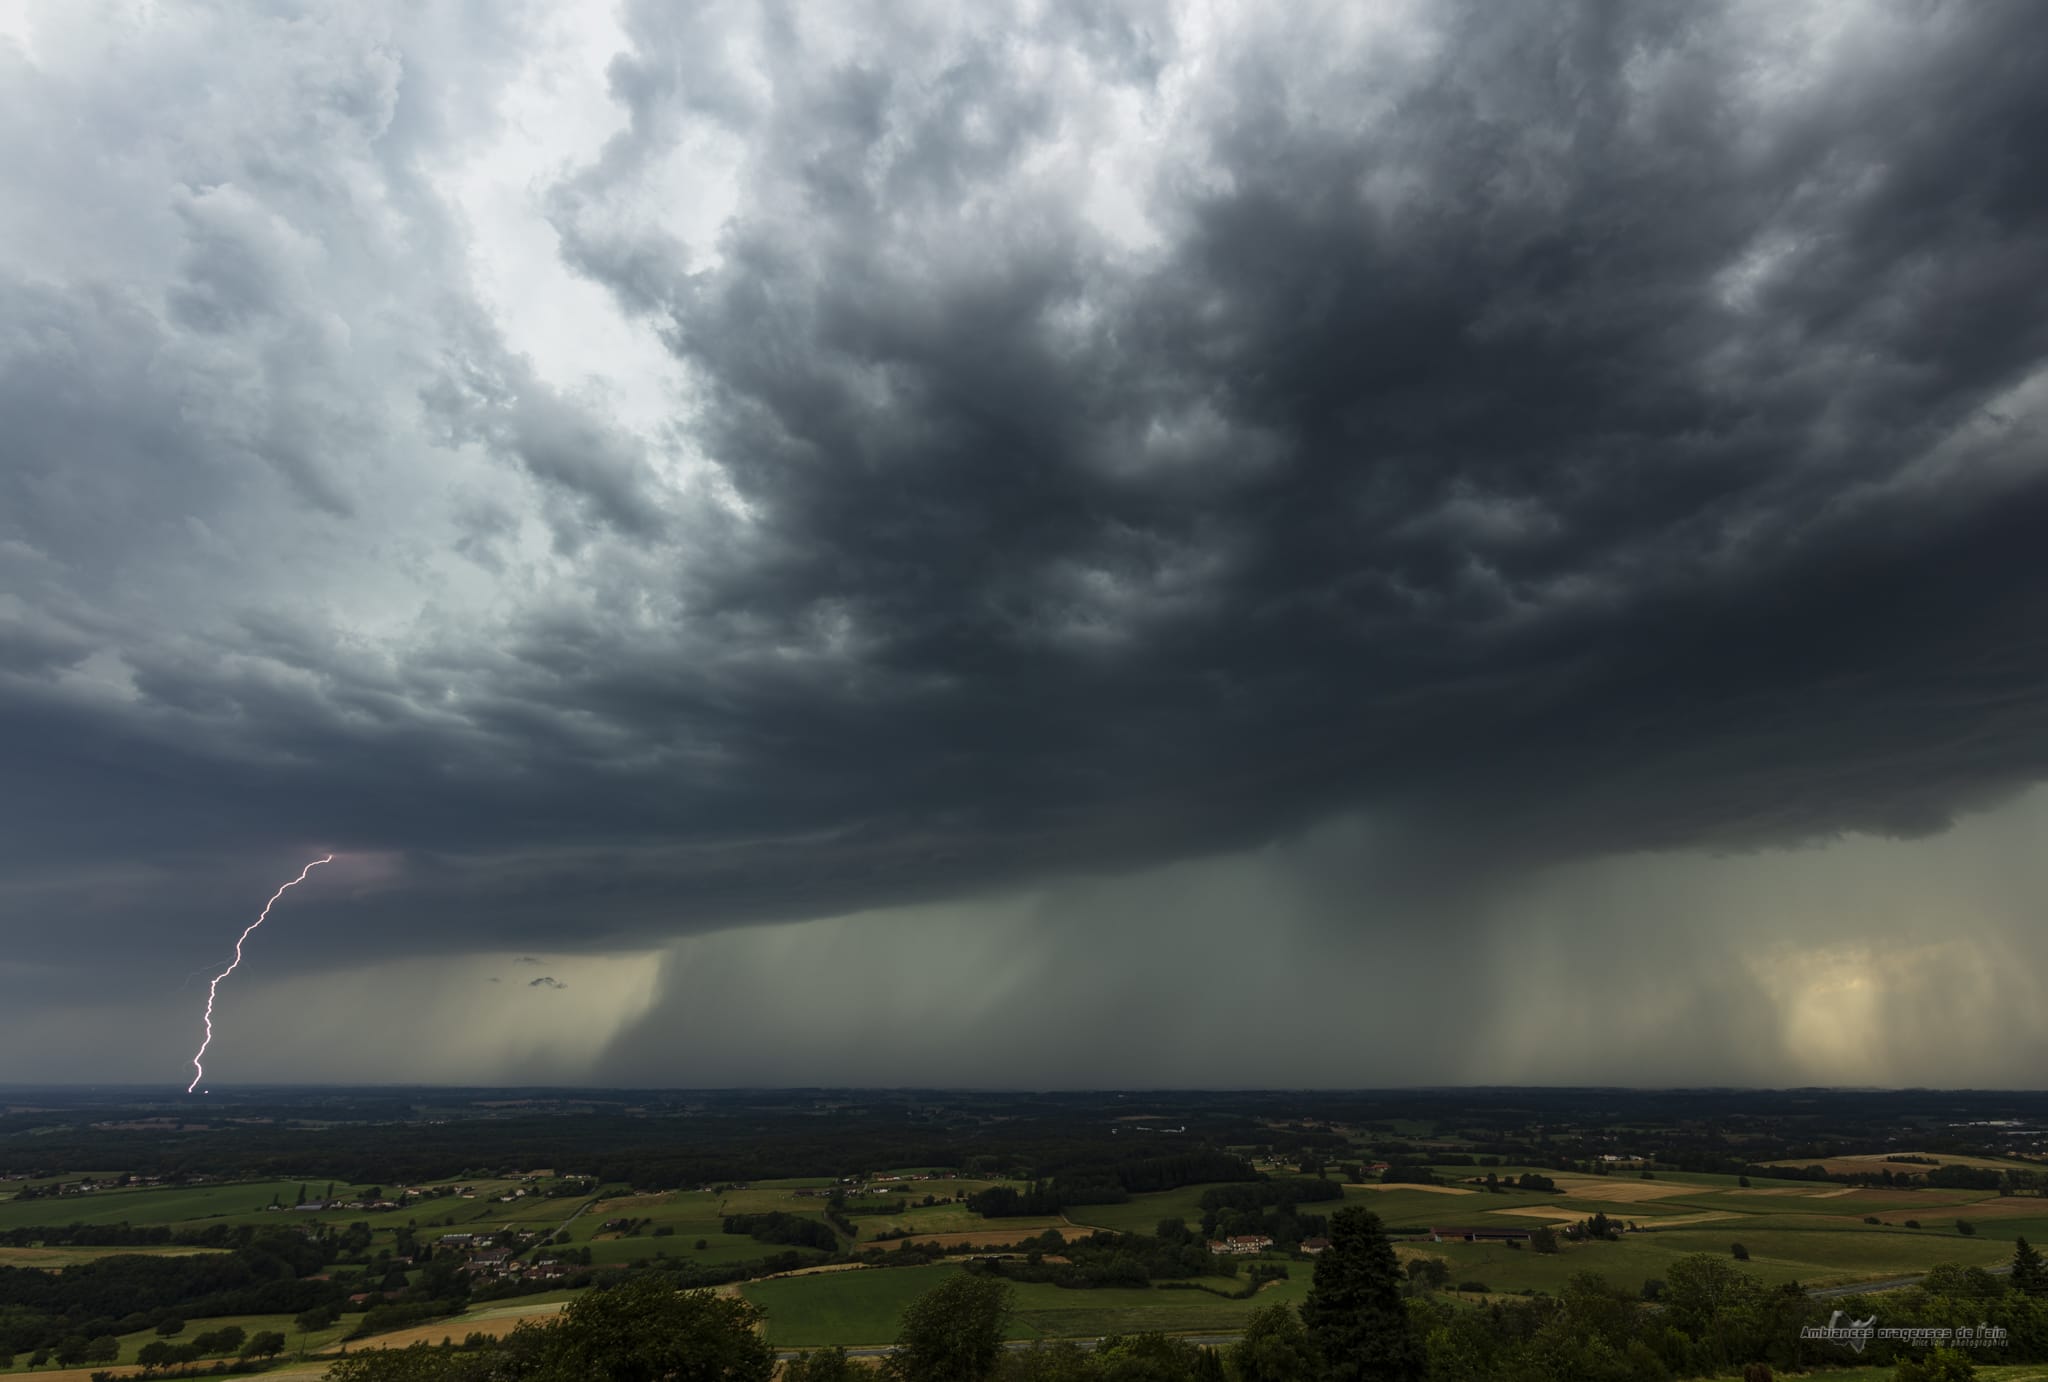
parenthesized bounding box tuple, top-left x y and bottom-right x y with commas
(515, 956, 545, 965)
(487, 976, 500, 983)
(529, 976, 567, 990)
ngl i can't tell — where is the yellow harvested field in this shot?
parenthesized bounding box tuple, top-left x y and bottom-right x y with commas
(1549, 1176, 1700, 1202)
(1480, 1204, 1743, 1229)
(0, 1245, 229, 1269)
(1492, 1206, 1592, 1223)
(760, 1261, 876, 1279)
(1342, 1182, 1476, 1195)
(1731, 1186, 1845, 1197)
(349, 1301, 570, 1350)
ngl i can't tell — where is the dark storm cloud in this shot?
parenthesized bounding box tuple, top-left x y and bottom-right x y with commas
(7, 0, 2048, 981)
(548, 2, 2048, 868)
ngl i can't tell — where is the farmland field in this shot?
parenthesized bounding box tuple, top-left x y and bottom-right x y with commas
(857, 1224, 1092, 1252)
(0, 1307, 356, 1376)
(1005, 1274, 1312, 1340)
(742, 1264, 964, 1346)
(0, 1244, 233, 1268)
(584, 1231, 823, 1267)
(1034, 1184, 1223, 1234)
(741, 1263, 1314, 1346)
(0, 1180, 386, 1231)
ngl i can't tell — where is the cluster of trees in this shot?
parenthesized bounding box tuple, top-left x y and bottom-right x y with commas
(0, 1232, 346, 1360)
(1199, 1181, 1346, 1213)
(325, 1275, 776, 1382)
(1562, 1212, 1627, 1242)
(1111, 1152, 1259, 1194)
(1197, 1178, 1344, 1247)
(15, 1332, 119, 1368)
(0, 1218, 330, 1251)
(1415, 1250, 2048, 1380)
(1926, 1165, 2006, 1191)
(719, 1211, 840, 1252)
(134, 1325, 288, 1373)
(0, 1102, 1275, 1192)
(970, 1227, 1214, 1289)
(964, 1183, 1104, 1217)
(350, 1300, 470, 1342)
(968, 1153, 1259, 1220)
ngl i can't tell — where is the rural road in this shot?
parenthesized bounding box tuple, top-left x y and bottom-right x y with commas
(1807, 1263, 2010, 1300)
(527, 1192, 599, 1243)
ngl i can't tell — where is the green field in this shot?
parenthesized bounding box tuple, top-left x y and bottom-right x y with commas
(584, 1231, 826, 1268)
(1398, 1222, 2012, 1295)
(856, 1206, 1066, 1242)
(1005, 1274, 1313, 1340)
(1060, 1184, 1221, 1235)
(0, 1289, 599, 1376)
(743, 1265, 963, 1346)
(556, 1188, 835, 1267)
(0, 1175, 605, 1240)
(0, 1243, 233, 1269)
(741, 1265, 1314, 1346)
(0, 1307, 355, 1375)
(0, 1179, 387, 1231)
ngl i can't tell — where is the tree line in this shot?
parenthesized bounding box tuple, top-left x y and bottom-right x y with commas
(307, 1214, 2048, 1382)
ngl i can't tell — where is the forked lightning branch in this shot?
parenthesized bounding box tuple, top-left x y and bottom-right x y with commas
(186, 855, 334, 1093)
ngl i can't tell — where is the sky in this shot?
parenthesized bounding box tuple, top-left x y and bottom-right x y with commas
(4, 0, 2048, 1089)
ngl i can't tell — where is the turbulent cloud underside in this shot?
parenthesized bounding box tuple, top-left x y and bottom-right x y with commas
(3, 0, 2048, 1083)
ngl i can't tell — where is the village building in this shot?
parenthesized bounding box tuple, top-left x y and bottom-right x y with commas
(1209, 1234, 1275, 1254)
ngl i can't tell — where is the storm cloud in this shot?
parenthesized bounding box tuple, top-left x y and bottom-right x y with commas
(5, 0, 2048, 1083)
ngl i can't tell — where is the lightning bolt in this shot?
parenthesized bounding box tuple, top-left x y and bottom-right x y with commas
(187, 855, 334, 1093)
